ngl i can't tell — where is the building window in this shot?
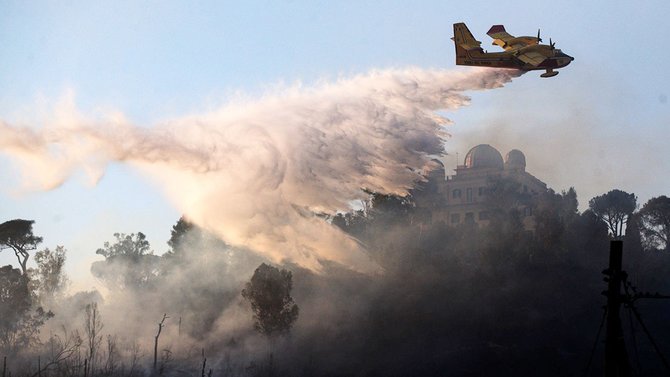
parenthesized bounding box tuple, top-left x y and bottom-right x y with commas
(524, 206, 533, 217)
(451, 213, 460, 224)
(452, 189, 461, 199)
(479, 211, 490, 220)
(478, 187, 485, 196)
(465, 212, 475, 223)
(466, 188, 473, 203)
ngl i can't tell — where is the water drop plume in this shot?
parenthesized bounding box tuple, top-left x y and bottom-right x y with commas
(0, 67, 522, 272)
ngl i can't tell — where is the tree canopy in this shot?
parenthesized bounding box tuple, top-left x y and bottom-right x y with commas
(0, 265, 31, 331)
(33, 246, 69, 302)
(0, 219, 43, 275)
(0, 265, 53, 354)
(91, 232, 159, 290)
(588, 189, 637, 238)
(638, 195, 670, 252)
(242, 263, 299, 337)
(167, 216, 196, 254)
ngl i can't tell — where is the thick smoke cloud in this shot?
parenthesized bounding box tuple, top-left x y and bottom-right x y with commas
(0, 67, 522, 272)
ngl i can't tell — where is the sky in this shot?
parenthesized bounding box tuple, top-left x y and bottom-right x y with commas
(1, 1, 669, 290)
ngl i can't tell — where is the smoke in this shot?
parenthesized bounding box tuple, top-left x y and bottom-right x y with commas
(0, 67, 522, 272)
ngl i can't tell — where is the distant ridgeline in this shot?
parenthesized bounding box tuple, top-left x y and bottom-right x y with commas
(412, 144, 547, 230)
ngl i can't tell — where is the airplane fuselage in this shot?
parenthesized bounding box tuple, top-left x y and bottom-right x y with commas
(456, 45, 573, 72)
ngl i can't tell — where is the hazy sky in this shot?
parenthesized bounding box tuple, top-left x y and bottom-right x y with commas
(1, 1, 669, 289)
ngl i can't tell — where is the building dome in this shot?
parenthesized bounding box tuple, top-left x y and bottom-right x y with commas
(464, 144, 504, 170)
(505, 149, 526, 171)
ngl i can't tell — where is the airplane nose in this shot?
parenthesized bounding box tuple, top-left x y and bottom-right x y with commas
(563, 55, 574, 66)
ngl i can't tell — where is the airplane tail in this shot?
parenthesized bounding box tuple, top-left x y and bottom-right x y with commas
(452, 23, 481, 49)
(453, 41, 468, 65)
(452, 23, 482, 65)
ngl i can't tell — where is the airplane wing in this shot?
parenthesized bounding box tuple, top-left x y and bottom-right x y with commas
(515, 51, 547, 67)
(487, 25, 519, 50)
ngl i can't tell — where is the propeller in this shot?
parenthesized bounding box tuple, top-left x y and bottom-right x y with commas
(549, 38, 555, 50)
(537, 29, 542, 43)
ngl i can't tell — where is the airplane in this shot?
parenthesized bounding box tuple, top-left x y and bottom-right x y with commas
(451, 22, 574, 78)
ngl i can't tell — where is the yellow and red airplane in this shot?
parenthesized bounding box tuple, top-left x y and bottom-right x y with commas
(452, 23, 573, 78)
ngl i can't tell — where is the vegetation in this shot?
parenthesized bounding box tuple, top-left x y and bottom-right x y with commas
(1, 183, 669, 376)
(91, 232, 160, 290)
(638, 195, 670, 252)
(0, 219, 43, 275)
(242, 263, 299, 337)
(588, 189, 638, 238)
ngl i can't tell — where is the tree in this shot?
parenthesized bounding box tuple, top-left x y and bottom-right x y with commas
(588, 189, 637, 238)
(367, 191, 415, 225)
(483, 177, 528, 245)
(0, 265, 31, 346)
(91, 233, 160, 290)
(95, 232, 151, 259)
(485, 177, 527, 211)
(532, 189, 579, 254)
(559, 187, 579, 224)
(242, 263, 299, 337)
(638, 195, 670, 252)
(33, 246, 69, 303)
(167, 216, 196, 254)
(84, 302, 103, 372)
(0, 220, 43, 275)
(332, 210, 368, 238)
(0, 265, 53, 354)
(153, 313, 168, 373)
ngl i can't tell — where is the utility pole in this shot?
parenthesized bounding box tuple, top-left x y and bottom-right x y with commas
(603, 240, 631, 377)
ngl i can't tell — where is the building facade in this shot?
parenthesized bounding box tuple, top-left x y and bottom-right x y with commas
(414, 144, 547, 229)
